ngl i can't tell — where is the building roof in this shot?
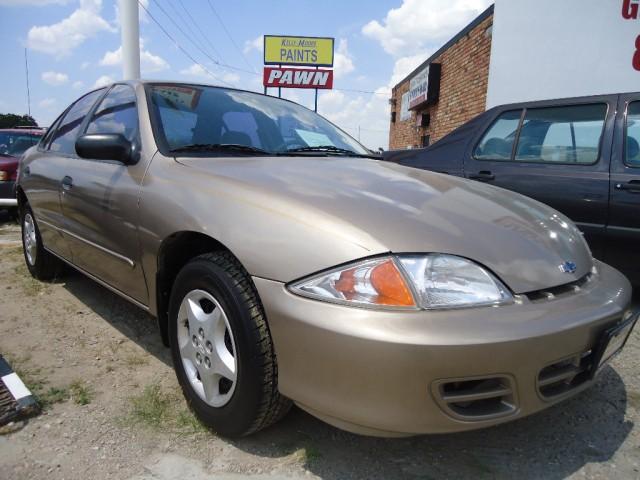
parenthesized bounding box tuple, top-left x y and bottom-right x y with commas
(392, 4, 494, 91)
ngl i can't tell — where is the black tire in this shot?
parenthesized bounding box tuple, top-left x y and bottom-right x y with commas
(20, 204, 64, 281)
(168, 251, 291, 437)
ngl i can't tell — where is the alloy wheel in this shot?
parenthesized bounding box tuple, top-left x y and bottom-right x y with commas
(23, 213, 37, 266)
(177, 289, 237, 407)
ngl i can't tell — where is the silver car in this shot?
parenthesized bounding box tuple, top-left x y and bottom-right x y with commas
(17, 81, 636, 437)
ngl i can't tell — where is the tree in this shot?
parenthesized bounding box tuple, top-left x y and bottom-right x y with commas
(0, 113, 38, 129)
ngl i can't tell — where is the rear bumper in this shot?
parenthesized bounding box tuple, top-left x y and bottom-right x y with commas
(254, 260, 633, 436)
(0, 181, 17, 206)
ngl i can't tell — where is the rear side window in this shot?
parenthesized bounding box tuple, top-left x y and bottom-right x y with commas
(626, 101, 640, 167)
(49, 89, 106, 154)
(86, 85, 139, 143)
(473, 110, 521, 160)
(515, 104, 607, 164)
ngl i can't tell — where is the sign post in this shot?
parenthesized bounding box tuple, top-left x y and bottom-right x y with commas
(263, 35, 335, 112)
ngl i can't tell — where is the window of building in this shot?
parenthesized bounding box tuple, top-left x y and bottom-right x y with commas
(514, 104, 606, 164)
(85, 85, 139, 144)
(626, 101, 640, 167)
(421, 135, 430, 147)
(49, 89, 106, 155)
(473, 110, 521, 160)
(391, 111, 396, 123)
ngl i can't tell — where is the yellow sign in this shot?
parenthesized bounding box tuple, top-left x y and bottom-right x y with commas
(264, 35, 334, 67)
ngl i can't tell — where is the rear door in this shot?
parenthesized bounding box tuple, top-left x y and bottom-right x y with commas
(606, 93, 640, 284)
(464, 97, 616, 258)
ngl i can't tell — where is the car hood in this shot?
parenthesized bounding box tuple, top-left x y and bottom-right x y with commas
(177, 155, 593, 293)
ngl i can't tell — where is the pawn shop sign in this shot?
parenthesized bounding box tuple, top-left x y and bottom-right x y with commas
(263, 67, 334, 89)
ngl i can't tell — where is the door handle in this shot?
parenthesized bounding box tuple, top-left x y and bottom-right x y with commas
(615, 181, 640, 193)
(61, 175, 73, 191)
(468, 171, 495, 181)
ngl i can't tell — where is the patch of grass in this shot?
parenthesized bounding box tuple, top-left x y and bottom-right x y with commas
(176, 409, 208, 433)
(129, 383, 173, 427)
(628, 390, 640, 411)
(69, 380, 93, 405)
(39, 386, 70, 408)
(12, 263, 48, 296)
(293, 445, 322, 465)
(127, 383, 209, 435)
(124, 354, 149, 368)
(8, 354, 66, 409)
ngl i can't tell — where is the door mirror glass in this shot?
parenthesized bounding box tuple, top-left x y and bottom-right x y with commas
(75, 133, 133, 164)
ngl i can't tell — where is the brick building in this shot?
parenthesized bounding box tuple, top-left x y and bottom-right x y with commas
(388, 6, 494, 150)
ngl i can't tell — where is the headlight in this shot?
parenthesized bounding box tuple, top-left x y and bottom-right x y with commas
(289, 254, 513, 310)
(397, 254, 512, 309)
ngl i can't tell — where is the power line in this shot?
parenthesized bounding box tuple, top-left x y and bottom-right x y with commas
(138, 0, 233, 87)
(205, 0, 257, 74)
(150, 0, 221, 70)
(141, 2, 390, 98)
(176, 0, 226, 63)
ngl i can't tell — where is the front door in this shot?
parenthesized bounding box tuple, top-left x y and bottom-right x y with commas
(606, 94, 640, 284)
(464, 98, 616, 259)
(60, 84, 149, 304)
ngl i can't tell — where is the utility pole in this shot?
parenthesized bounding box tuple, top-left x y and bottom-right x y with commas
(119, 0, 141, 80)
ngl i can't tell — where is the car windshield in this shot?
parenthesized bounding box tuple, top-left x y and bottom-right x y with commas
(148, 84, 371, 156)
(0, 132, 40, 157)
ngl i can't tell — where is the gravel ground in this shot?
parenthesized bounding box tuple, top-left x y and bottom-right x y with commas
(0, 209, 639, 480)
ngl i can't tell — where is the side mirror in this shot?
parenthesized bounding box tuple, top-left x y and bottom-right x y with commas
(75, 133, 134, 164)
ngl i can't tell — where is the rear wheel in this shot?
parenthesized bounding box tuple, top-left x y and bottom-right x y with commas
(168, 252, 291, 437)
(21, 204, 64, 280)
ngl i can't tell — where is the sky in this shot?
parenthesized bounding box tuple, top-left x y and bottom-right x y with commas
(0, 0, 492, 149)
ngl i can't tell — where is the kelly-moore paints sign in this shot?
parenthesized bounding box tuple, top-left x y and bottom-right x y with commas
(264, 35, 334, 67)
(487, 0, 640, 107)
(263, 67, 334, 89)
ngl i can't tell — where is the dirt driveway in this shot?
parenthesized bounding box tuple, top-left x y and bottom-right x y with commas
(0, 211, 639, 480)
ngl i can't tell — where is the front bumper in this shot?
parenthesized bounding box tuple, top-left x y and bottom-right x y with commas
(0, 181, 17, 207)
(253, 260, 633, 436)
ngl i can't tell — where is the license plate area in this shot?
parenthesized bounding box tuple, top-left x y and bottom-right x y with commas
(591, 313, 638, 377)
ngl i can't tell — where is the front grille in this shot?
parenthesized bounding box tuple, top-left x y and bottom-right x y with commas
(432, 376, 517, 420)
(525, 273, 592, 303)
(537, 350, 594, 399)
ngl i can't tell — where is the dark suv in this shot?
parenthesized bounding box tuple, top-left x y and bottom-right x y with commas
(0, 128, 44, 211)
(384, 92, 640, 284)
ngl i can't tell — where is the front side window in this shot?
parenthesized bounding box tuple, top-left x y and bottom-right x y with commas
(473, 110, 521, 160)
(49, 89, 106, 154)
(148, 84, 370, 156)
(85, 85, 139, 143)
(0, 132, 41, 157)
(626, 101, 640, 167)
(515, 104, 607, 164)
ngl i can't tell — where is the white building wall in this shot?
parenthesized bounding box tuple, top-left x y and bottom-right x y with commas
(487, 0, 640, 108)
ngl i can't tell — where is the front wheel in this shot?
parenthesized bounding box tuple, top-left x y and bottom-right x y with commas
(168, 252, 291, 437)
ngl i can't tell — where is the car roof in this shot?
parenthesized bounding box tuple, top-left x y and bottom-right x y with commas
(113, 79, 304, 108)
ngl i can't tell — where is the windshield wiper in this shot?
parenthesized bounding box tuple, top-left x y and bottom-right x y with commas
(284, 145, 380, 159)
(169, 143, 271, 155)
